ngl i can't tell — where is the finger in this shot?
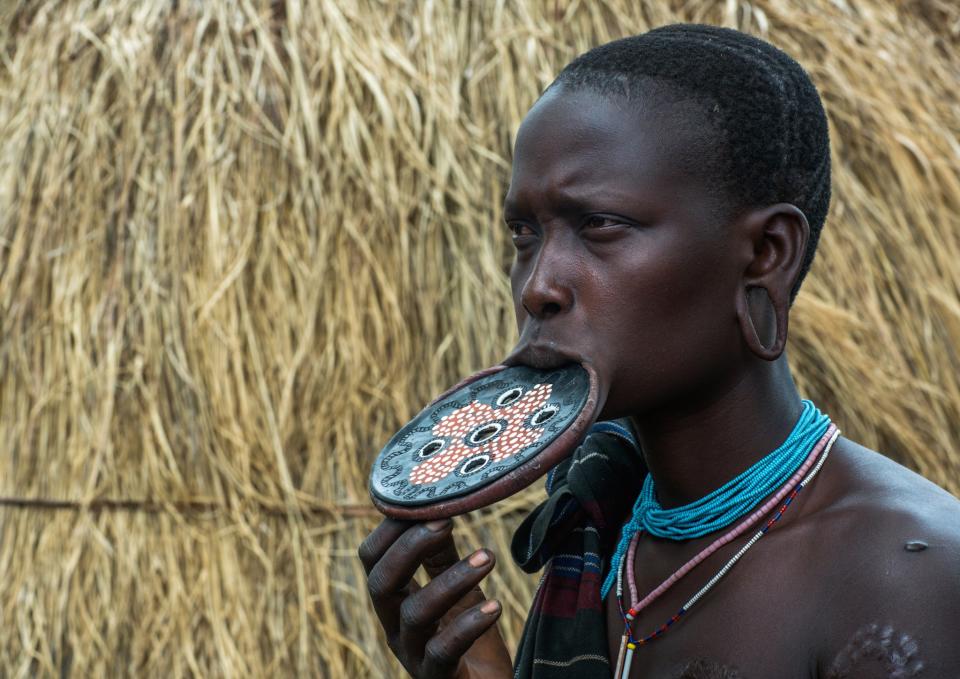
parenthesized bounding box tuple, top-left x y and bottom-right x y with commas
(421, 530, 462, 579)
(420, 600, 503, 679)
(358, 518, 417, 574)
(366, 520, 454, 607)
(423, 536, 488, 613)
(399, 549, 496, 637)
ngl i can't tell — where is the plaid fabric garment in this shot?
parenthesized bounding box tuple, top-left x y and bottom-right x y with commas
(511, 422, 648, 679)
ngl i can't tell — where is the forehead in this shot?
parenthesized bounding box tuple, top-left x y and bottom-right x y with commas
(506, 85, 716, 211)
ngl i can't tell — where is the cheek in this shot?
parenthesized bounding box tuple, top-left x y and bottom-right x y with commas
(601, 242, 740, 403)
(605, 244, 718, 325)
(509, 265, 526, 331)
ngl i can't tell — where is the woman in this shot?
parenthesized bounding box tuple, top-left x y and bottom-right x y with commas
(359, 24, 960, 678)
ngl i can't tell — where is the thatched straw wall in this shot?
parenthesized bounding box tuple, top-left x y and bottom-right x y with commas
(1, 0, 958, 676)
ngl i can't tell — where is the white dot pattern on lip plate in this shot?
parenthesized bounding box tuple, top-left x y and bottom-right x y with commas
(369, 364, 593, 508)
(408, 383, 553, 485)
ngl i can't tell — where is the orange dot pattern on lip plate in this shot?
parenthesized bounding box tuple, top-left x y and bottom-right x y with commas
(408, 383, 553, 485)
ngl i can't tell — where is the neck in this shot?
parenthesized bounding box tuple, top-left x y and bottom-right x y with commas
(628, 352, 803, 509)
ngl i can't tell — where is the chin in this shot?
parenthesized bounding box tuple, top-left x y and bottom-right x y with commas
(595, 381, 659, 422)
(596, 393, 633, 422)
(598, 407, 633, 423)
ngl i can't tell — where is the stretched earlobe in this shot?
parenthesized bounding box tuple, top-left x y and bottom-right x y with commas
(736, 285, 788, 361)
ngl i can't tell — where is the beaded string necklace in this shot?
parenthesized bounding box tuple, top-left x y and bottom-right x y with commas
(611, 425, 840, 679)
(601, 399, 831, 599)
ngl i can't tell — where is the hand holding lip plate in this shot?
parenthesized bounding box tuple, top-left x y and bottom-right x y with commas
(369, 362, 601, 520)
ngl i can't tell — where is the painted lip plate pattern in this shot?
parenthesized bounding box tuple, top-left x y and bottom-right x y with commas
(370, 364, 591, 507)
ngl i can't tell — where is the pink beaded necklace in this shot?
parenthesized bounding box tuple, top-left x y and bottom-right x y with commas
(612, 424, 840, 679)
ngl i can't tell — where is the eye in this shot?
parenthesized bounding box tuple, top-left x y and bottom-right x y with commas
(506, 222, 537, 249)
(583, 215, 624, 230)
(580, 214, 638, 243)
(507, 222, 535, 237)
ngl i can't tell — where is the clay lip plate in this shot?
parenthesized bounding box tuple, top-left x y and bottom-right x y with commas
(369, 363, 600, 520)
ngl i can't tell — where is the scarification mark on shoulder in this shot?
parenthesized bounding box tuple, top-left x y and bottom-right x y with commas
(671, 658, 742, 679)
(826, 623, 924, 678)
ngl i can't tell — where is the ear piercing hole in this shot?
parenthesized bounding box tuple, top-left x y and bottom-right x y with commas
(416, 439, 446, 459)
(467, 421, 503, 445)
(496, 387, 524, 407)
(459, 454, 491, 476)
(530, 404, 559, 427)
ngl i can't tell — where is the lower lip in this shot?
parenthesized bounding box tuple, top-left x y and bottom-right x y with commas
(521, 346, 579, 370)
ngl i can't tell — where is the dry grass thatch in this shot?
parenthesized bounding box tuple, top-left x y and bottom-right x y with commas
(1, 0, 959, 676)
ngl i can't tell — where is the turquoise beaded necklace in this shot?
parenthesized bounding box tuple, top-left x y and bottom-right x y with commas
(601, 399, 831, 598)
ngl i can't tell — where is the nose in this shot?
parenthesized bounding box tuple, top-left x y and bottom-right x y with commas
(518, 240, 574, 320)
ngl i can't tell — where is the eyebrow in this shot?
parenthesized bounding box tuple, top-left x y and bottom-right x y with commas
(503, 184, 645, 220)
(503, 185, 599, 214)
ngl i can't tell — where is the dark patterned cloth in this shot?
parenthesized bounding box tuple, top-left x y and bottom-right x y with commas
(511, 421, 648, 678)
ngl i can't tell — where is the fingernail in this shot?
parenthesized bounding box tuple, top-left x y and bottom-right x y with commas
(468, 549, 490, 567)
(425, 520, 449, 532)
(480, 600, 500, 614)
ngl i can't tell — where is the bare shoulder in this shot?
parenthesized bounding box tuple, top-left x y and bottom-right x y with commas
(823, 436, 960, 539)
(806, 437, 960, 678)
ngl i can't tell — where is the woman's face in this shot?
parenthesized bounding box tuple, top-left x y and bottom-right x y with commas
(503, 86, 749, 420)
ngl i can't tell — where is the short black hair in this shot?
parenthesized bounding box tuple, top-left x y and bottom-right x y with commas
(550, 24, 831, 304)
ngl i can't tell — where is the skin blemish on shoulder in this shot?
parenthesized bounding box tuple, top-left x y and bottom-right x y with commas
(903, 540, 928, 552)
(826, 623, 924, 678)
